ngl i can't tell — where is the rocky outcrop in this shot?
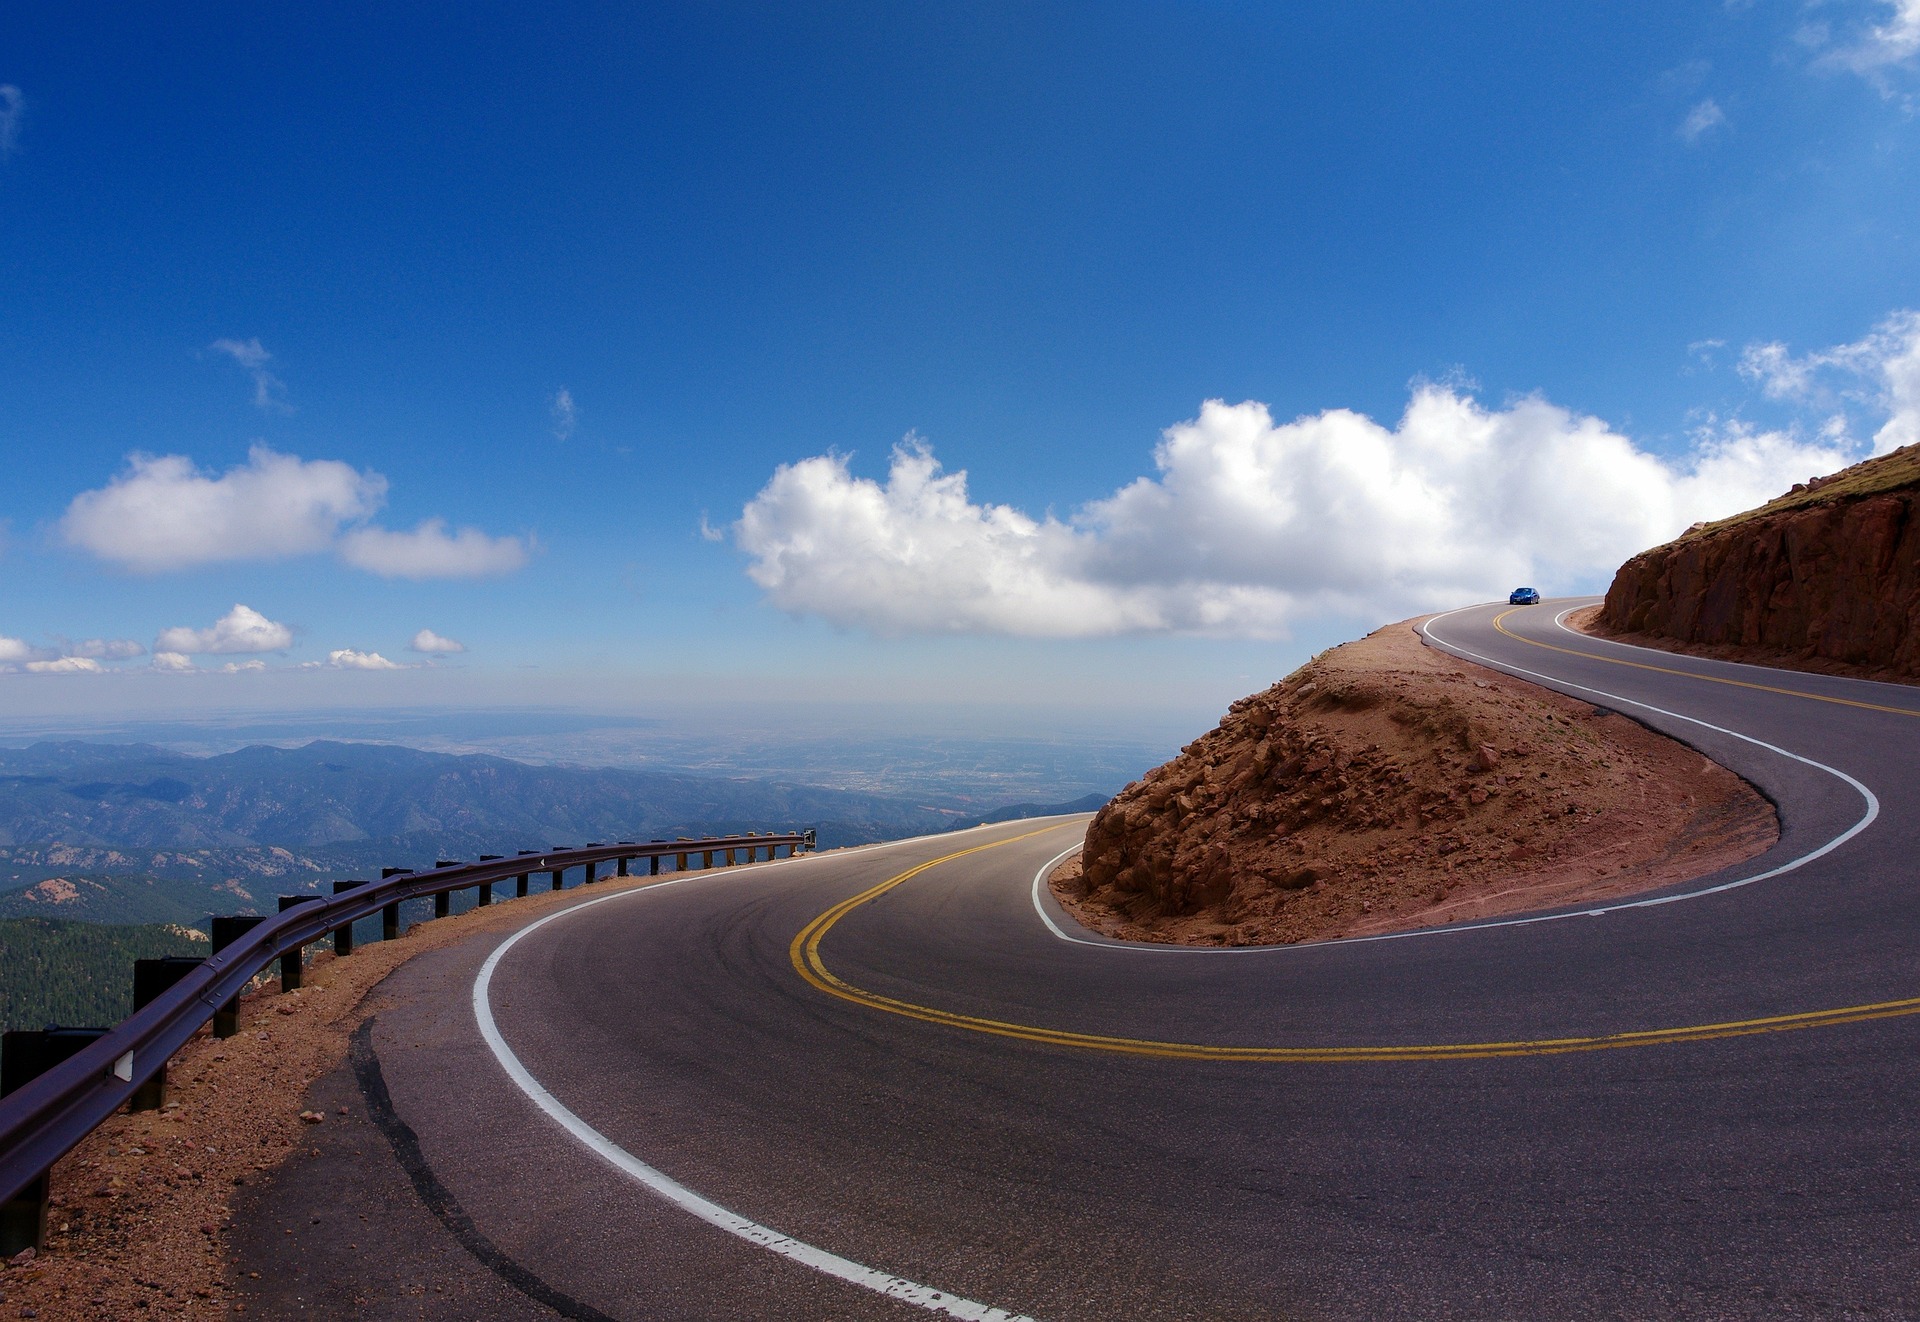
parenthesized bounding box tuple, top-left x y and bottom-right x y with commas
(1063, 620, 1773, 946)
(1598, 444, 1920, 678)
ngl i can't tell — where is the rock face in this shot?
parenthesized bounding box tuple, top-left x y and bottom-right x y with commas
(1065, 620, 1774, 946)
(1598, 444, 1920, 678)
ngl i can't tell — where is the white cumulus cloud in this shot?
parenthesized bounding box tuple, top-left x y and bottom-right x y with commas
(1739, 309, 1920, 455)
(0, 635, 45, 664)
(337, 520, 529, 580)
(409, 628, 466, 654)
(220, 659, 267, 674)
(61, 445, 529, 580)
(734, 387, 1855, 640)
(150, 652, 196, 673)
(155, 604, 294, 655)
(327, 649, 403, 671)
(62, 446, 386, 572)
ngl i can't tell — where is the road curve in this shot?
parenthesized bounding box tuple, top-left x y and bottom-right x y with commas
(346, 601, 1920, 1320)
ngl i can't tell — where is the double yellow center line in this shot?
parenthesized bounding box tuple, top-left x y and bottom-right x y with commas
(788, 829, 1920, 1063)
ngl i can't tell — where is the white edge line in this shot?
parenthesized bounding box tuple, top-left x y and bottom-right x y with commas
(470, 857, 1038, 1322)
(1030, 844, 1087, 943)
(1028, 603, 1881, 954)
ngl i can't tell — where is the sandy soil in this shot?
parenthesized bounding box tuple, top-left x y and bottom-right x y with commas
(0, 870, 714, 1320)
(1568, 604, 1920, 688)
(1054, 618, 1779, 946)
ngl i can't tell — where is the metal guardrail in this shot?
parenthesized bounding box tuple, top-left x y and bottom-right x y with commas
(0, 832, 813, 1220)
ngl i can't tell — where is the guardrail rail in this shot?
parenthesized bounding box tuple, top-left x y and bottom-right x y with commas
(0, 830, 815, 1251)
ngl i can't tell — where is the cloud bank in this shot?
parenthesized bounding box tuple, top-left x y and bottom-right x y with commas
(735, 385, 1856, 639)
(62, 445, 529, 579)
(24, 656, 102, 674)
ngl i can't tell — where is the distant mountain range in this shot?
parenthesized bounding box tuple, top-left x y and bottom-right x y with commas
(953, 793, 1109, 828)
(0, 738, 961, 855)
(0, 739, 1108, 929)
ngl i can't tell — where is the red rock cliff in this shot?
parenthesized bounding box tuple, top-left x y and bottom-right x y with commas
(1598, 444, 1920, 678)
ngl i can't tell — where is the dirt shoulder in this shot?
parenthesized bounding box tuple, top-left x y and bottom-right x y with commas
(1052, 617, 1778, 947)
(1569, 604, 1920, 689)
(0, 869, 720, 1320)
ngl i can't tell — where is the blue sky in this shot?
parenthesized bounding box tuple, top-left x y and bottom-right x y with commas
(2, 2, 1917, 733)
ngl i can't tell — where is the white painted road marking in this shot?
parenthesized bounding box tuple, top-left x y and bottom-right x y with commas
(472, 858, 1039, 1322)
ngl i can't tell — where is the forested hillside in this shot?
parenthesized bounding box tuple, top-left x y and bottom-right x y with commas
(0, 918, 209, 1033)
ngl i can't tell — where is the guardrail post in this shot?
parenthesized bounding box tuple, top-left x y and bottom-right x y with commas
(617, 855, 629, 877)
(380, 868, 410, 939)
(650, 840, 663, 877)
(550, 866, 565, 891)
(676, 838, 690, 871)
(518, 849, 539, 897)
(2, 1028, 108, 1254)
(129, 957, 202, 1111)
(725, 846, 737, 866)
(703, 849, 714, 869)
(478, 855, 502, 906)
(583, 847, 600, 884)
(433, 862, 461, 918)
(276, 896, 323, 990)
(210, 915, 268, 1037)
(332, 880, 367, 954)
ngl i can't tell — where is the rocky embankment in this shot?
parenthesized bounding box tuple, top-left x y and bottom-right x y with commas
(1595, 443, 1920, 680)
(1055, 620, 1776, 946)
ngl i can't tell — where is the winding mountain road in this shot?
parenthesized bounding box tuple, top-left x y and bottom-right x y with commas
(253, 600, 1920, 1320)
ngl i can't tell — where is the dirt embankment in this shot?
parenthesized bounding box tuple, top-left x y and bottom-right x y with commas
(1053, 620, 1777, 946)
(1595, 443, 1920, 683)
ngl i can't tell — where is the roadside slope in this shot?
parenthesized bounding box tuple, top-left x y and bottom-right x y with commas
(1055, 617, 1777, 945)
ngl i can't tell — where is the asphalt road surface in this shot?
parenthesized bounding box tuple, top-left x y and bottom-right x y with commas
(249, 600, 1920, 1320)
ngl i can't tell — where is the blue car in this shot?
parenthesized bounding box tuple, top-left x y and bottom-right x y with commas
(1509, 587, 1541, 605)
